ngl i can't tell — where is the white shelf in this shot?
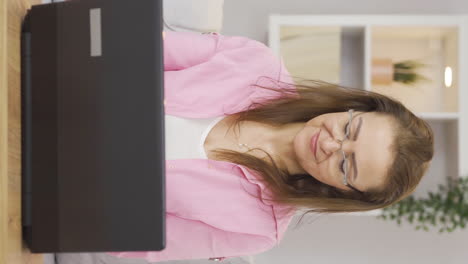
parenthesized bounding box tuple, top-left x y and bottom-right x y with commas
(458, 16, 468, 178)
(334, 209, 382, 216)
(340, 27, 365, 88)
(416, 112, 459, 120)
(348, 209, 382, 216)
(295, 209, 383, 216)
(364, 25, 372, 91)
(269, 14, 466, 27)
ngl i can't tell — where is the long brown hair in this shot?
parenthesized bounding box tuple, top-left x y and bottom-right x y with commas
(211, 78, 434, 224)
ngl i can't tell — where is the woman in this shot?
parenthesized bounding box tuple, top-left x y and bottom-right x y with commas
(108, 31, 434, 262)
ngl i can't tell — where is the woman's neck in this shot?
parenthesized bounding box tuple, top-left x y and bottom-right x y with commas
(238, 119, 307, 175)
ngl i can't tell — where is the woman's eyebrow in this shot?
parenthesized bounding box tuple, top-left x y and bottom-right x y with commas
(352, 117, 363, 182)
(352, 117, 363, 141)
(352, 153, 358, 182)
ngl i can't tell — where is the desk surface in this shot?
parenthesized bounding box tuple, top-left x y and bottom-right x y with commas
(0, 0, 43, 263)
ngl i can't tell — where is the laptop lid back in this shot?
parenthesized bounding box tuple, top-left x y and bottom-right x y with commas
(22, 0, 165, 252)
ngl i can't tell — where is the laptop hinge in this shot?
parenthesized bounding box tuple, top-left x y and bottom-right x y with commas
(21, 11, 32, 229)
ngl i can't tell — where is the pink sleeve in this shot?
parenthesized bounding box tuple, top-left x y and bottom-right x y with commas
(106, 213, 276, 262)
(163, 31, 220, 71)
(163, 31, 284, 118)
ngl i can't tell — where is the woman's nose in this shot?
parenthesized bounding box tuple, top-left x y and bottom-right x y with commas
(321, 138, 342, 155)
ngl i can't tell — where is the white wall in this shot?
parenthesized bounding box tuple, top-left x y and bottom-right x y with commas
(221, 1, 468, 263)
(256, 213, 468, 264)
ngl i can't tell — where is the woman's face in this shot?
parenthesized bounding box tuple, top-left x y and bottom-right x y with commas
(293, 111, 396, 192)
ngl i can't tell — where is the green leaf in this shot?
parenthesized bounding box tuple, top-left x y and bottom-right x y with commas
(418, 214, 424, 222)
(440, 216, 446, 223)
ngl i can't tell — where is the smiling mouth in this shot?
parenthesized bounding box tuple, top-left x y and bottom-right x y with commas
(310, 129, 321, 161)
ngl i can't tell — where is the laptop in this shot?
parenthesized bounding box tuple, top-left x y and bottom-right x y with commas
(21, 0, 165, 253)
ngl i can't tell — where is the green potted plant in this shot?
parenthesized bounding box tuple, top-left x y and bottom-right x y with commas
(372, 59, 429, 86)
(377, 176, 468, 233)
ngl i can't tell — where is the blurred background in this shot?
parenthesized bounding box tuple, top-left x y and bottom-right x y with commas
(222, 0, 468, 42)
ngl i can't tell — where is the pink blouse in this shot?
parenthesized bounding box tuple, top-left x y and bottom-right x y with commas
(107, 31, 297, 262)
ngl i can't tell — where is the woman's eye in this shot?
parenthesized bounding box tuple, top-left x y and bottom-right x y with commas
(339, 159, 346, 174)
(344, 122, 350, 135)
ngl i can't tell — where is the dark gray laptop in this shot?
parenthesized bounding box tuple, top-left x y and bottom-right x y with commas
(21, 0, 165, 253)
